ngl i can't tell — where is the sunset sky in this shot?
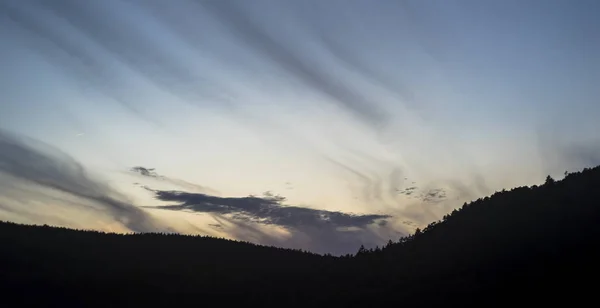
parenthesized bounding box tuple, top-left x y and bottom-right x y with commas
(1, 0, 599, 255)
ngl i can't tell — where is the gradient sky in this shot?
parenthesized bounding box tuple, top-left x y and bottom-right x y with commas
(0, 0, 599, 255)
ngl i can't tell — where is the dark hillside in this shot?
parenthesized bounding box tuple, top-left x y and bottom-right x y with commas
(0, 222, 335, 305)
(2, 166, 600, 306)
(349, 166, 600, 305)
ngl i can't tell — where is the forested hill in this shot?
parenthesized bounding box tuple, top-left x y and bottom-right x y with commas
(1, 165, 600, 306)
(346, 165, 600, 305)
(0, 221, 332, 298)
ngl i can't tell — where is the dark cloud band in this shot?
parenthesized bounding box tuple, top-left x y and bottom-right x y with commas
(146, 189, 390, 230)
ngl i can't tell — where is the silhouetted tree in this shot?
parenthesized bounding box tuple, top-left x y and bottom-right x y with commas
(356, 244, 367, 256)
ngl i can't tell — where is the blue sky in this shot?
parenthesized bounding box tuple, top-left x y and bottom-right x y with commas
(0, 0, 599, 255)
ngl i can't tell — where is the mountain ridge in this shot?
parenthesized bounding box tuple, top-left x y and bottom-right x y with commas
(1, 165, 599, 306)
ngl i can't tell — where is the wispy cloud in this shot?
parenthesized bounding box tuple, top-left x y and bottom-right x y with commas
(0, 129, 167, 233)
(199, 0, 388, 127)
(0, 0, 155, 122)
(130, 166, 218, 194)
(0, 0, 231, 124)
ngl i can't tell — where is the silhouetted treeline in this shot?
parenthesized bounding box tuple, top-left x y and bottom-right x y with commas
(2, 166, 600, 306)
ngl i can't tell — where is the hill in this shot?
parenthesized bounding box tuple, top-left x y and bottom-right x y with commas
(2, 165, 600, 306)
(347, 166, 600, 305)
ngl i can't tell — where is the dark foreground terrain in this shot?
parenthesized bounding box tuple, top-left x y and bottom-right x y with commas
(2, 166, 600, 306)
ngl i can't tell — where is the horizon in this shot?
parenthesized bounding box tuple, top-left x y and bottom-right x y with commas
(1, 0, 599, 255)
(1, 162, 596, 255)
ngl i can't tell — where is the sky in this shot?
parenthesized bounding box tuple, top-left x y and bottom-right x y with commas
(0, 0, 599, 255)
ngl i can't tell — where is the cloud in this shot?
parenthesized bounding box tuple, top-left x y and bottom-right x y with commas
(397, 186, 447, 203)
(387, 167, 405, 199)
(199, 0, 388, 127)
(317, 33, 426, 119)
(323, 156, 385, 204)
(216, 210, 399, 256)
(131, 166, 158, 178)
(130, 166, 218, 194)
(0, 0, 161, 124)
(0, 129, 167, 233)
(0, 0, 231, 125)
(144, 188, 394, 254)
(131, 166, 159, 178)
(146, 189, 389, 229)
(397, 186, 418, 196)
(421, 188, 447, 202)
